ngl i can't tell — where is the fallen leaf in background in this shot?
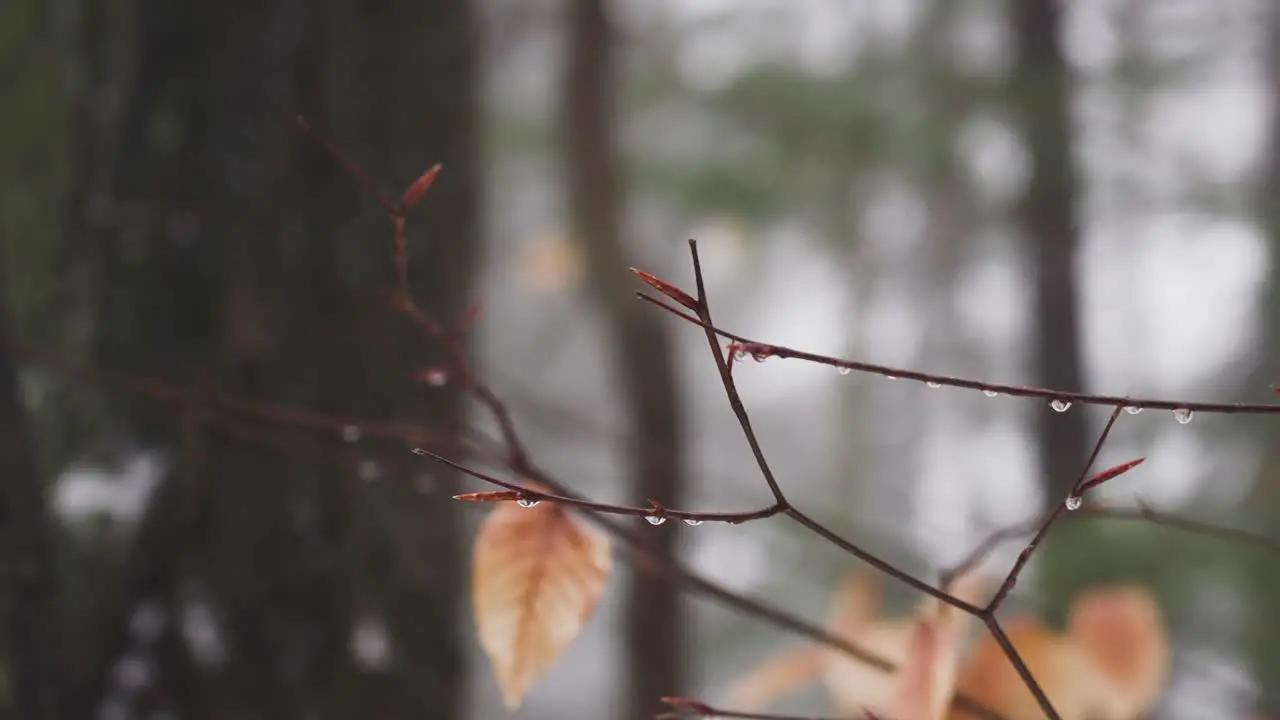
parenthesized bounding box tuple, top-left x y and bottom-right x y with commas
(723, 570, 880, 711)
(949, 585, 1169, 720)
(1067, 585, 1170, 717)
(824, 569, 987, 717)
(886, 573, 984, 720)
(723, 568, 987, 718)
(472, 481, 612, 710)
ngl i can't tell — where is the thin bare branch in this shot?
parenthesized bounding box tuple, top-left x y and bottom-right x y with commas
(987, 406, 1125, 611)
(423, 448, 783, 524)
(983, 617, 1060, 720)
(636, 293, 1280, 416)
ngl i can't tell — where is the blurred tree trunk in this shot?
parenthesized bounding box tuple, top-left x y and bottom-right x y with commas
(562, 0, 686, 717)
(1247, 0, 1280, 705)
(62, 1, 478, 717)
(1009, 0, 1089, 509)
(0, 275, 62, 720)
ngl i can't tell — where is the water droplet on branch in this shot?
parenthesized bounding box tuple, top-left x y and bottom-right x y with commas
(1124, 406, 1142, 415)
(517, 498, 540, 509)
(1065, 495, 1082, 511)
(682, 519, 703, 526)
(983, 390, 998, 397)
(1050, 399, 1072, 413)
(926, 381, 942, 388)
(645, 515, 667, 526)
(422, 367, 449, 387)
(837, 367, 852, 376)
(1173, 408, 1193, 424)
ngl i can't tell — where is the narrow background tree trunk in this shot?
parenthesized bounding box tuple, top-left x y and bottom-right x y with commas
(1010, 0, 1089, 511)
(563, 1, 686, 717)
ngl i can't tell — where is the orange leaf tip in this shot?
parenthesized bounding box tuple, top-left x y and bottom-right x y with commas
(630, 268, 698, 311)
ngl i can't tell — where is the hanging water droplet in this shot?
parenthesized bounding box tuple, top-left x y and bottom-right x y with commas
(1065, 495, 1082, 511)
(341, 425, 362, 443)
(885, 374, 898, 380)
(683, 519, 703, 526)
(1173, 408, 1193, 424)
(516, 497, 539, 508)
(751, 350, 768, 362)
(926, 381, 942, 389)
(1124, 406, 1142, 415)
(983, 390, 998, 398)
(645, 515, 667, 526)
(837, 367, 852, 376)
(1050, 399, 1072, 413)
(422, 367, 449, 387)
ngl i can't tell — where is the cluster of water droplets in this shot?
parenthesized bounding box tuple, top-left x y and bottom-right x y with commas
(507, 495, 708, 526)
(644, 514, 704, 526)
(822, 362, 1204, 429)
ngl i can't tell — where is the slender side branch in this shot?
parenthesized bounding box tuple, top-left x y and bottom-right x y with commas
(636, 293, 1280, 416)
(987, 407, 1124, 611)
(422, 448, 783, 524)
(983, 617, 1057, 718)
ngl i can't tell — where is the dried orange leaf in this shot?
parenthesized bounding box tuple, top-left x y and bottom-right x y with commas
(473, 483, 612, 710)
(630, 268, 698, 311)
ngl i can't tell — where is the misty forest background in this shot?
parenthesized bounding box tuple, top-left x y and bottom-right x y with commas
(2, 0, 1280, 718)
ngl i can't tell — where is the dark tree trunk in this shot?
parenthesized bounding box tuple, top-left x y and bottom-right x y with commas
(0, 274, 62, 720)
(562, 1, 686, 717)
(1010, 0, 1089, 509)
(62, 0, 479, 717)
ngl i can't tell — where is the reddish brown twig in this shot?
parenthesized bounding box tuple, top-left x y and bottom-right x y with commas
(636, 296, 1280, 417)
(986, 407, 1126, 613)
(422, 448, 783, 524)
